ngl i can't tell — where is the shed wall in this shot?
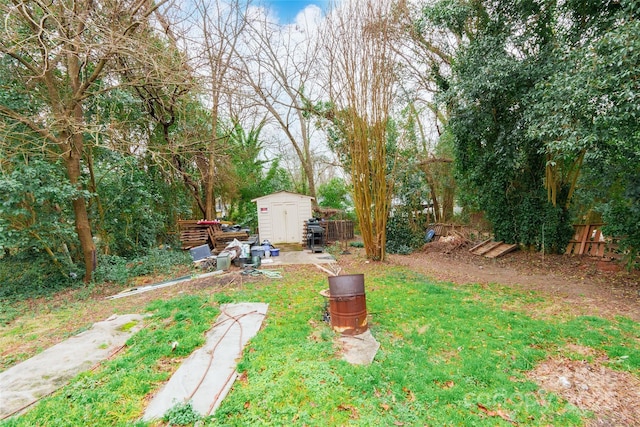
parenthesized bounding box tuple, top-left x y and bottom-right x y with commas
(255, 192, 312, 244)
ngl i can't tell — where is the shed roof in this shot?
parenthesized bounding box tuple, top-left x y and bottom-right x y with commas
(251, 191, 315, 203)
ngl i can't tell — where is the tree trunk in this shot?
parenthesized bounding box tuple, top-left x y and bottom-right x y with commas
(426, 174, 442, 222)
(205, 102, 220, 220)
(440, 164, 456, 222)
(302, 158, 318, 210)
(205, 155, 216, 220)
(441, 186, 454, 222)
(64, 131, 96, 283)
(86, 148, 109, 254)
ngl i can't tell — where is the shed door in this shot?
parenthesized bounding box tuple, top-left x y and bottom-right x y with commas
(271, 202, 299, 243)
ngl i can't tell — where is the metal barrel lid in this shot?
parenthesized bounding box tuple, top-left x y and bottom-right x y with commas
(328, 273, 365, 297)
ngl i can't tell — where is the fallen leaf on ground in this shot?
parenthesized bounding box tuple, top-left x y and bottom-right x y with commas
(338, 403, 359, 419)
(477, 403, 518, 425)
(403, 387, 416, 402)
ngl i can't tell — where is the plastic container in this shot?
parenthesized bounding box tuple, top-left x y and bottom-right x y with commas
(251, 246, 265, 258)
(241, 244, 250, 258)
(251, 255, 261, 267)
(270, 248, 280, 256)
(216, 254, 230, 271)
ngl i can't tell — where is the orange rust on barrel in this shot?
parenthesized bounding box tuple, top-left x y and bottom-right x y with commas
(328, 294, 368, 335)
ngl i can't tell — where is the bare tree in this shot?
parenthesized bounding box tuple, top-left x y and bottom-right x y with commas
(320, 0, 400, 260)
(117, 4, 212, 219)
(0, 0, 169, 281)
(393, 0, 458, 129)
(392, 0, 460, 222)
(189, 0, 251, 219)
(235, 9, 323, 206)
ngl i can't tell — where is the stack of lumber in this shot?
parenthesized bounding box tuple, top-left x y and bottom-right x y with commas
(211, 231, 251, 252)
(178, 220, 222, 250)
(178, 220, 253, 253)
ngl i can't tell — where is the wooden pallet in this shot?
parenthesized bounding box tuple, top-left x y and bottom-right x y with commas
(178, 220, 222, 249)
(179, 229, 209, 249)
(212, 231, 251, 251)
(566, 223, 607, 257)
(469, 239, 518, 258)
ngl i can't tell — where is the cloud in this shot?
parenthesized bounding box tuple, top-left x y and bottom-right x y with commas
(293, 4, 324, 29)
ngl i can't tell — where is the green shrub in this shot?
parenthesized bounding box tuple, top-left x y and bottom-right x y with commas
(92, 248, 191, 284)
(0, 300, 22, 324)
(92, 254, 129, 284)
(0, 250, 81, 302)
(386, 214, 425, 254)
(0, 247, 191, 305)
(163, 401, 202, 426)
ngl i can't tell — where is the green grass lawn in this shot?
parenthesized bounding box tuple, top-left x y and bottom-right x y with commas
(2, 266, 639, 426)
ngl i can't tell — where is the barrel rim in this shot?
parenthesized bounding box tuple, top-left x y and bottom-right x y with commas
(328, 273, 365, 297)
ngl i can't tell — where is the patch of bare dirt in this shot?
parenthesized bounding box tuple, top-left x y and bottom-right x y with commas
(388, 244, 640, 322)
(527, 355, 640, 426)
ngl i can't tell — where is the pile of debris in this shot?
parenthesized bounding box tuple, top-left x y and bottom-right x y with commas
(178, 220, 256, 253)
(423, 229, 471, 254)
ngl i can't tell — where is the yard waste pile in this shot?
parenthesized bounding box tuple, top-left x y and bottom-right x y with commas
(423, 231, 470, 254)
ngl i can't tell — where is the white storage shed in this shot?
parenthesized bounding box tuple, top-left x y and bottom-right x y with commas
(252, 191, 314, 244)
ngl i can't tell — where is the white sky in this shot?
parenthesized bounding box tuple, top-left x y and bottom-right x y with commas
(170, 0, 442, 184)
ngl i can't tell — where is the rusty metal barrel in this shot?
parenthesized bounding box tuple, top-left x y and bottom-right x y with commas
(327, 274, 368, 335)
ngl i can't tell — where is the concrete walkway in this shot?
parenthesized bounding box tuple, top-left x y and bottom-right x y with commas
(261, 249, 335, 266)
(0, 314, 144, 419)
(339, 330, 380, 365)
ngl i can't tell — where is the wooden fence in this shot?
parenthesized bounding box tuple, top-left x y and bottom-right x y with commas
(303, 220, 354, 244)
